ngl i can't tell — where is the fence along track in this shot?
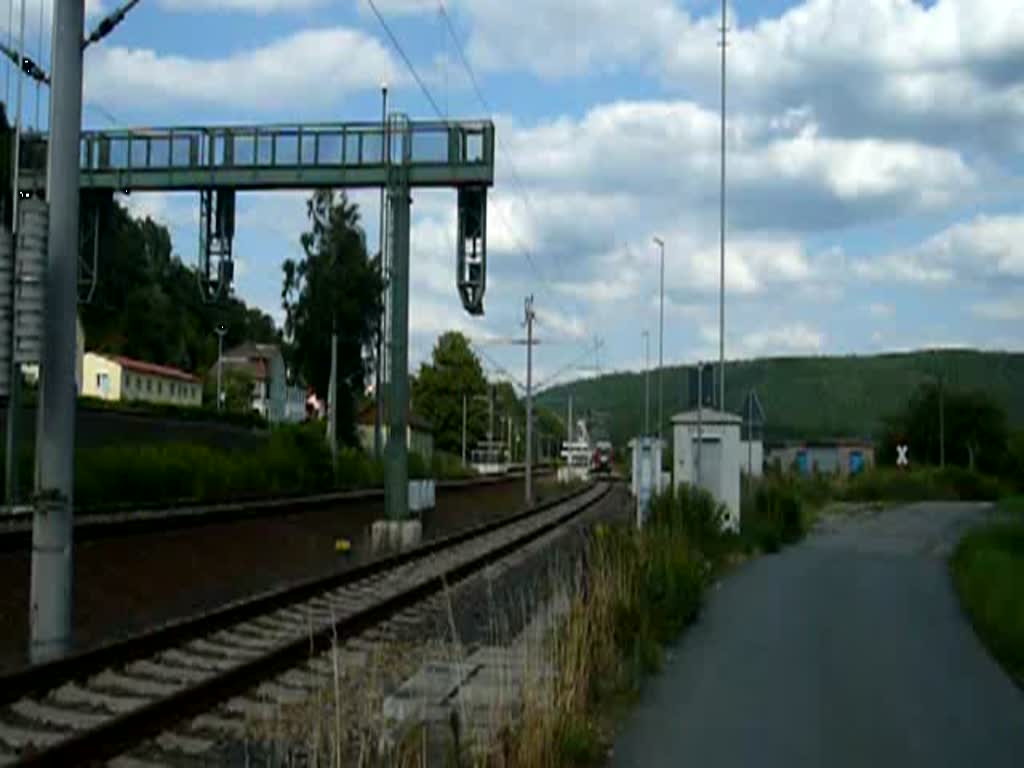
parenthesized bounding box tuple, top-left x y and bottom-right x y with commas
(0, 482, 609, 766)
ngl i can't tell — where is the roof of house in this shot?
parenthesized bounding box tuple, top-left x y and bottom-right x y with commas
(224, 342, 282, 362)
(671, 407, 743, 425)
(105, 354, 200, 384)
(220, 358, 268, 381)
(357, 402, 433, 433)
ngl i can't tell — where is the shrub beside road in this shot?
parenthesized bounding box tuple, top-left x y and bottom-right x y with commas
(951, 496, 1024, 688)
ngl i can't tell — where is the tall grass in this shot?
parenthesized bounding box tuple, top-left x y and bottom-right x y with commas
(507, 486, 726, 766)
(951, 497, 1024, 686)
(741, 474, 807, 553)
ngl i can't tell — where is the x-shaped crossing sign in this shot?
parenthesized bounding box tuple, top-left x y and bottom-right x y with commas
(897, 444, 909, 467)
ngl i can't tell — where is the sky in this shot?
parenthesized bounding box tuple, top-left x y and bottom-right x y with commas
(5, 0, 1024, 393)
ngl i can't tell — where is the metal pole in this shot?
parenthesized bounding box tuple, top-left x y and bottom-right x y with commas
(567, 393, 572, 443)
(34, 0, 42, 130)
(718, 0, 727, 412)
(373, 83, 388, 460)
(4, 0, 11, 109)
(215, 328, 224, 411)
(461, 393, 466, 466)
(654, 237, 664, 443)
(747, 390, 753, 475)
(525, 295, 535, 506)
(328, 327, 337, 462)
(487, 383, 493, 445)
(4, 0, 26, 512)
(643, 330, 650, 436)
(384, 178, 410, 520)
(939, 375, 945, 469)
(30, 0, 84, 663)
(696, 363, 703, 488)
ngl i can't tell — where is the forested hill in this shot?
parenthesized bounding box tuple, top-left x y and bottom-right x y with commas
(80, 202, 280, 377)
(535, 350, 1024, 447)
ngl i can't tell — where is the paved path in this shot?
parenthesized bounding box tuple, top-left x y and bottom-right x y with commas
(611, 503, 1024, 768)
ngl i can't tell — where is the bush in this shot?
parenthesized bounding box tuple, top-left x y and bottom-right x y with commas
(741, 474, 806, 553)
(841, 467, 1006, 503)
(952, 518, 1024, 685)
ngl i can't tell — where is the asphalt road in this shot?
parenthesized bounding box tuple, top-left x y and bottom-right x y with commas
(611, 502, 1024, 768)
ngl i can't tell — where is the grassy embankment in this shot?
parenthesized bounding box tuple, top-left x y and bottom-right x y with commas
(951, 495, 1024, 688)
(494, 476, 808, 766)
(502, 467, 1021, 765)
(0, 424, 475, 509)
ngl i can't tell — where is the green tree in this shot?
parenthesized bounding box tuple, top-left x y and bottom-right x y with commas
(203, 367, 256, 414)
(80, 201, 280, 378)
(282, 190, 383, 446)
(880, 383, 1009, 472)
(412, 332, 489, 455)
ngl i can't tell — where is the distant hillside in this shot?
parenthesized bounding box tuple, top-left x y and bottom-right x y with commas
(535, 350, 1024, 448)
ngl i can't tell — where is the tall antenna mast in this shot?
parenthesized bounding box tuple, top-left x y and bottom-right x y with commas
(718, 0, 728, 411)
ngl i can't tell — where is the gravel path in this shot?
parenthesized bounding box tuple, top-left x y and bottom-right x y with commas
(611, 502, 1024, 768)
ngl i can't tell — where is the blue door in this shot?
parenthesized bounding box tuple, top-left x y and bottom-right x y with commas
(849, 451, 864, 476)
(796, 450, 809, 475)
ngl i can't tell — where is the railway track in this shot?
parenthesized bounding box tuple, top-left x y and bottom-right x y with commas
(0, 481, 610, 766)
(0, 469, 555, 551)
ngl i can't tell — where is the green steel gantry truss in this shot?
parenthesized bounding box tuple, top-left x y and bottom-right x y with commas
(17, 116, 496, 521)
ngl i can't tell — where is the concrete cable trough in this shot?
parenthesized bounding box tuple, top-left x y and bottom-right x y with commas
(0, 481, 609, 766)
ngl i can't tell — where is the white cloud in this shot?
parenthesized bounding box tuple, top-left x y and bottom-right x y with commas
(856, 214, 1024, 284)
(535, 306, 586, 342)
(158, 0, 326, 11)
(972, 298, 1024, 321)
(738, 323, 825, 357)
(84, 27, 399, 111)
(867, 302, 894, 318)
(502, 100, 975, 237)
(434, 0, 1024, 153)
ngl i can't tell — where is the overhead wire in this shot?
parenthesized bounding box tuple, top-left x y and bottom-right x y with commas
(365, 0, 447, 123)
(438, 0, 598, 388)
(368, 0, 594, 398)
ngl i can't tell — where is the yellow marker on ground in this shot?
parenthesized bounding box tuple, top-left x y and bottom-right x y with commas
(335, 538, 352, 553)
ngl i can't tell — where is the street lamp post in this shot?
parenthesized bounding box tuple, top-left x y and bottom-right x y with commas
(653, 237, 664, 442)
(696, 361, 704, 488)
(215, 324, 227, 411)
(642, 330, 650, 436)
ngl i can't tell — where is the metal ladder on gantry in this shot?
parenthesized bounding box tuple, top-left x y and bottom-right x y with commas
(17, 116, 495, 520)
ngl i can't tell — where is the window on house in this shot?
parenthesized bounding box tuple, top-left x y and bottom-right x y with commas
(124, 374, 131, 389)
(146, 379, 152, 393)
(96, 372, 110, 396)
(158, 381, 163, 395)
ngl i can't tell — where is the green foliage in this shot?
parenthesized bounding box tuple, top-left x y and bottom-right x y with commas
(202, 367, 257, 414)
(742, 475, 806, 553)
(536, 350, 1024, 448)
(282, 190, 384, 447)
(879, 382, 1009, 473)
(412, 332, 489, 455)
(74, 424, 342, 507)
(951, 517, 1024, 686)
(841, 467, 1006, 502)
(1005, 431, 1024, 490)
(80, 201, 280, 378)
(431, 450, 475, 480)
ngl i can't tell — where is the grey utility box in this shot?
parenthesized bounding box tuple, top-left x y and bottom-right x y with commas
(672, 408, 742, 532)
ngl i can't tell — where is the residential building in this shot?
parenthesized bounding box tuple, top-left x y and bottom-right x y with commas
(81, 352, 202, 407)
(356, 403, 434, 460)
(766, 439, 875, 477)
(218, 342, 287, 422)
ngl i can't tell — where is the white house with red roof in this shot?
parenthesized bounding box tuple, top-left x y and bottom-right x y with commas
(81, 352, 202, 408)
